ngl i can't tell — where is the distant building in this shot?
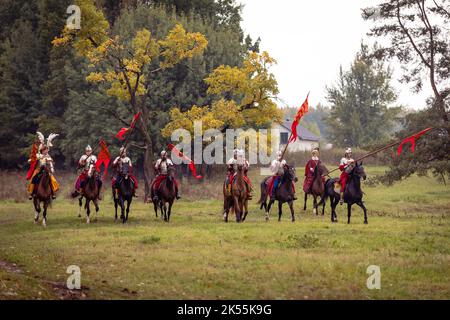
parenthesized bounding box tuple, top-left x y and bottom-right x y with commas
(273, 120, 320, 152)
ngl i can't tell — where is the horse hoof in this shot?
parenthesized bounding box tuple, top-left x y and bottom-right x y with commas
(364, 221, 368, 225)
(42, 220, 47, 228)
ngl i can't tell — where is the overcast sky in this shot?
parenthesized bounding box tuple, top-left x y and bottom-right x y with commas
(240, 0, 432, 110)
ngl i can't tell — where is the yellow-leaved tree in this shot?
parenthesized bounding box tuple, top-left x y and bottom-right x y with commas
(162, 51, 283, 157)
(53, 0, 208, 199)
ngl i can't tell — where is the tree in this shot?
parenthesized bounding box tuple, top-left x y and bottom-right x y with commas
(162, 51, 283, 138)
(53, 0, 208, 199)
(362, 0, 449, 132)
(325, 44, 400, 147)
(363, 0, 450, 183)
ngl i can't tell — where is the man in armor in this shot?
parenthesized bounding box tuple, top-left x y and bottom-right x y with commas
(339, 148, 356, 205)
(303, 148, 321, 193)
(73, 145, 102, 197)
(27, 132, 60, 200)
(152, 150, 181, 202)
(268, 151, 287, 201)
(112, 147, 138, 197)
(226, 149, 252, 199)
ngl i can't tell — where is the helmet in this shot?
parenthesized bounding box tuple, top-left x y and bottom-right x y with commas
(346, 148, 352, 155)
(85, 145, 92, 153)
(312, 148, 319, 156)
(161, 150, 167, 157)
(277, 151, 283, 159)
(40, 144, 49, 152)
(120, 147, 127, 156)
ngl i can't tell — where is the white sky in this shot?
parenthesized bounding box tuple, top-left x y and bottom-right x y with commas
(240, 0, 432, 110)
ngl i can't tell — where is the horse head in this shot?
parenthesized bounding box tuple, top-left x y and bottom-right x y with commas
(167, 165, 176, 183)
(284, 165, 298, 183)
(121, 163, 130, 180)
(352, 162, 367, 181)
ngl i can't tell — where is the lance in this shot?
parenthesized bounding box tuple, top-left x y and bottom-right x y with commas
(324, 128, 438, 177)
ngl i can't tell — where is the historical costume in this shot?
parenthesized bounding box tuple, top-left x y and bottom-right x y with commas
(27, 132, 60, 200)
(73, 145, 102, 197)
(303, 148, 322, 193)
(112, 147, 138, 197)
(339, 148, 356, 204)
(152, 150, 181, 201)
(226, 149, 253, 198)
(267, 151, 287, 201)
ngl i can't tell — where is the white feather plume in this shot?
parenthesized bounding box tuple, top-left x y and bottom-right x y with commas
(46, 133, 59, 148)
(36, 132, 45, 144)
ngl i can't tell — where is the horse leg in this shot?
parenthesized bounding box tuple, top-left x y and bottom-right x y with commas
(278, 201, 284, 222)
(154, 201, 158, 218)
(303, 193, 308, 211)
(347, 203, 352, 225)
(357, 201, 368, 225)
(94, 199, 99, 222)
(126, 198, 131, 222)
(242, 200, 249, 222)
(120, 197, 126, 223)
(322, 196, 326, 216)
(42, 201, 48, 228)
(34, 199, 40, 224)
(168, 201, 173, 222)
(113, 190, 118, 222)
(233, 196, 241, 223)
(266, 199, 274, 222)
(86, 199, 91, 224)
(288, 201, 295, 222)
(313, 196, 319, 216)
(78, 197, 83, 218)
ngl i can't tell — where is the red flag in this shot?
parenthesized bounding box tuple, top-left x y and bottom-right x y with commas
(290, 94, 310, 143)
(115, 112, 142, 141)
(96, 140, 111, 178)
(26, 142, 39, 180)
(397, 128, 433, 156)
(168, 144, 203, 180)
(130, 112, 142, 130)
(116, 128, 129, 141)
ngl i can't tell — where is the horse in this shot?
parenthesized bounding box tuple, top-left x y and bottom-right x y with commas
(224, 164, 249, 223)
(33, 165, 53, 227)
(77, 168, 101, 224)
(303, 162, 329, 216)
(152, 166, 177, 222)
(259, 165, 298, 223)
(113, 163, 134, 224)
(321, 162, 368, 224)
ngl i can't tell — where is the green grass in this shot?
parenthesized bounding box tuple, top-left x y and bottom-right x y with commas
(0, 167, 449, 300)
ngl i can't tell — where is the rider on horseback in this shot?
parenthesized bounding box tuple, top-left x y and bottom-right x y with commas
(27, 132, 60, 200)
(152, 150, 181, 202)
(226, 149, 253, 200)
(303, 148, 323, 193)
(73, 145, 102, 198)
(268, 151, 287, 201)
(339, 148, 356, 205)
(112, 147, 138, 198)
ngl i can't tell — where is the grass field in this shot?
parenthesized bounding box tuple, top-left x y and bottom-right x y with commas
(0, 166, 449, 300)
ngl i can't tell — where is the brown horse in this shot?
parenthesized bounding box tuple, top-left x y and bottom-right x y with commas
(33, 166, 53, 227)
(152, 166, 177, 222)
(224, 164, 249, 223)
(78, 170, 101, 224)
(304, 162, 329, 216)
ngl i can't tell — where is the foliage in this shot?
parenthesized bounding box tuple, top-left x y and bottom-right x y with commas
(324, 43, 400, 148)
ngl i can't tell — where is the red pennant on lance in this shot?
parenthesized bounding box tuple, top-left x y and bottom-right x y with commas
(115, 112, 142, 141)
(116, 128, 129, 141)
(130, 112, 142, 130)
(26, 143, 39, 180)
(96, 140, 111, 178)
(168, 144, 203, 180)
(290, 94, 310, 143)
(397, 128, 433, 156)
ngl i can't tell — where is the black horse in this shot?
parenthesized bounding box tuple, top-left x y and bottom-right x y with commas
(321, 162, 368, 224)
(113, 163, 134, 224)
(259, 165, 298, 222)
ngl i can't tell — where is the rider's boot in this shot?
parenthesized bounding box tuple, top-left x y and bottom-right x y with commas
(340, 192, 344, 205)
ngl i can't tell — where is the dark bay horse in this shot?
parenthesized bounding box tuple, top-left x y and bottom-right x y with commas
(113, 163, 133, 224)
(259, 165, 298, 222)
(78, 169, 101, 224)
(304, 162, 329, 216)
(322, 162, 368, 224)
(152, 166, 177, 222)
(33, 166, 52, 227)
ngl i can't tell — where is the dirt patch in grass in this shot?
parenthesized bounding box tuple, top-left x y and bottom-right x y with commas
(0, 260, 23, 274)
